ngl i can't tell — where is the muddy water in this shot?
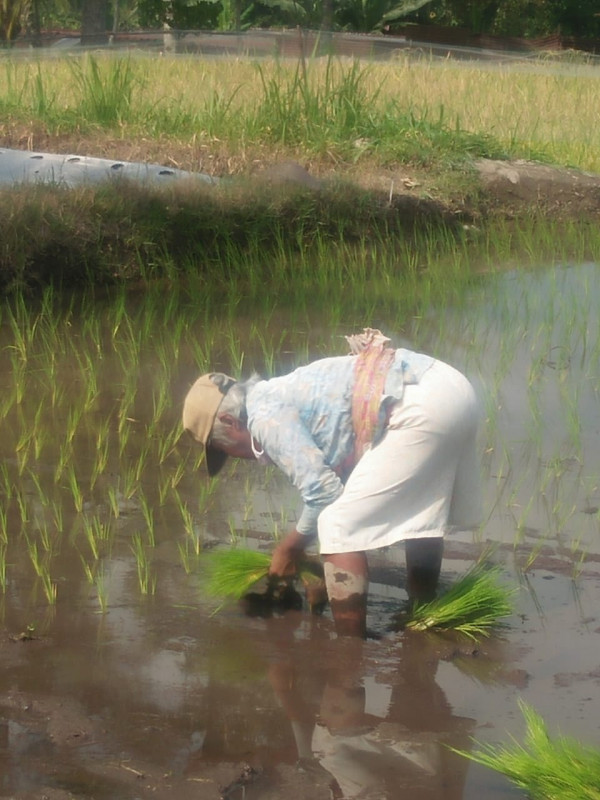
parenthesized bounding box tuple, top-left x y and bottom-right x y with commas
(1, 264, 600, 799)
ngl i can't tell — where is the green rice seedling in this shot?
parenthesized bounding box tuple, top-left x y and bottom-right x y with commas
(15, 444, 30, 478)
(401, 565, 516, 640)
(81, 355, 100, 414)
(157, 471, 173, 507)
(95, 566, 109, 614)
(117, 419, 132, 459)
(80, 554, 95, 584)
(8, 355, 27, 407)
(130, 532, 156, 596)
(121, 462, 139, 500)
(174, 491, 198, 546)
(454, 700, 600, 800)
(134, 440, 152, 483)
(225, 329, 245, 376)
(54, 439, 73, 484)
(81, 516, 100, 560)
(0, 506, 8, 545)
(227, 515, 240, 545)
(0, 390, 15, 421)
(14, 414, 34, 456)
(169, 460, 186, 491)
(40, 569, 57, 606)
(33, 427, 49, 462)
(108, 290, 127, 341)
(27, 539, 44, 578)
(0, 543, 7, 592)
(16, 489, 29, 525)
(37, 522, 52, 554)
(90, 420, 110, 490)
(147, 382, 171, 440)
(203, 547, 323, 609)
(25, 467, 48, 509)
(157, 420, 184, 466)
(177, 539, 200, 575)
(65, 464, 84, 513)
(0, 463, 12, 501)
(569, 536, 588, 581)
(65, 403, 84, 446)
(107, 485, 120, 519)
(137, 490, 156, 547)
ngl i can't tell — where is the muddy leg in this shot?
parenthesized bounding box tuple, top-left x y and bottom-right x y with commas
(322, 552, 368, 638)
(405, 537, 444, 603)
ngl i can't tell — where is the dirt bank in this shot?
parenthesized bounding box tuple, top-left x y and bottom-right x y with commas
(3, 124, 600, 223)
(346, 157, 600, 223)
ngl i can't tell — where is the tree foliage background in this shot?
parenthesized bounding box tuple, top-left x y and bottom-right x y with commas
(2, 0, 600, 47)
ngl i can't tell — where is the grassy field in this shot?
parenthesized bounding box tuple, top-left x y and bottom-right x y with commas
(1, 50, 600, 291)
(2, 51, 600, 172)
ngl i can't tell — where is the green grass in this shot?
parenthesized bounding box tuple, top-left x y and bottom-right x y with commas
(402, 565, 516, 640)
(455, 700, 600, 800)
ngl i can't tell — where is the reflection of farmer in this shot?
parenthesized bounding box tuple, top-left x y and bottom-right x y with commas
(268, 632, 475, 800)
(183, 329, 481, 637)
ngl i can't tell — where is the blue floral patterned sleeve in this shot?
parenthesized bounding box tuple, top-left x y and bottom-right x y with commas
(246, 349, 434, 537)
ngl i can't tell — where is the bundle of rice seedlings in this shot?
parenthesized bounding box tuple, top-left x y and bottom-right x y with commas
(203, 547, 325, 612)
(455, 700, 600, 800)
(403, 564, 515, 639)
(204, 549, 273, 603)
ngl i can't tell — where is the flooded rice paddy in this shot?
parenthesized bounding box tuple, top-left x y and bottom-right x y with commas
(1, 262, 600, 799)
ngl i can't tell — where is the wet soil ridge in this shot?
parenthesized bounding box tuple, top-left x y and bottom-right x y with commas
(475, 158, 600, 218)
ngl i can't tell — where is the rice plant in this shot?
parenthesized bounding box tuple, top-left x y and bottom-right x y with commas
(454, 700, 600, 800)
(204, 548, 272, 603)
(130, 532, 155, 596)
(202, 547, 323, 610)
(401, 565, 516, 640)
(0, 543, 7, 592)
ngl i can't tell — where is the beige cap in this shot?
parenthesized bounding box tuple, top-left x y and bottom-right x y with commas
(182, 373, 236, 476)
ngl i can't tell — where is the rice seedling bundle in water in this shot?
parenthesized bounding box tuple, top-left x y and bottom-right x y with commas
(203, 548, 324, 609)
(403, 564, 515, 639)
(204, 549, 272, 602)
(455, 700, 600, 800)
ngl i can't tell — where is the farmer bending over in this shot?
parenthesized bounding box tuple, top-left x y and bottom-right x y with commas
(183, 329, 481, 638)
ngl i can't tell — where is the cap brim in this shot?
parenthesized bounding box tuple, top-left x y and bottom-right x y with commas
(205, 445, 228, 477)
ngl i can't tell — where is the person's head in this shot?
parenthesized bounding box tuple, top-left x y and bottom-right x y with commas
(182, 372, 259, 476)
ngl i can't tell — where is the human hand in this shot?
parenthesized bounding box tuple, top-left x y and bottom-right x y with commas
(269, 538, 300, 578)
(269, 529, 311, 578)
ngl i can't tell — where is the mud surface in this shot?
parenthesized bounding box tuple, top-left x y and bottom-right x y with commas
(1, 548, 599, 800)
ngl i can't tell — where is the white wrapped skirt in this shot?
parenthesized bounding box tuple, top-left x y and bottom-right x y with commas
(317, 359, 482, 555)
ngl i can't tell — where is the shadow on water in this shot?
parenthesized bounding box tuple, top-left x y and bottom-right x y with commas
(1, 263, 600, 797)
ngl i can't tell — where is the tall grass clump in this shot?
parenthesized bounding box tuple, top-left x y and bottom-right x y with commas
(69, 54, 140, 126)
(253, 57, 378, 150)
(456, 700, 600, 800)
(250, 57, 506, 164)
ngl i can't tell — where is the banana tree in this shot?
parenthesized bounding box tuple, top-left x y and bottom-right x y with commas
(0, 0, 30, 42)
